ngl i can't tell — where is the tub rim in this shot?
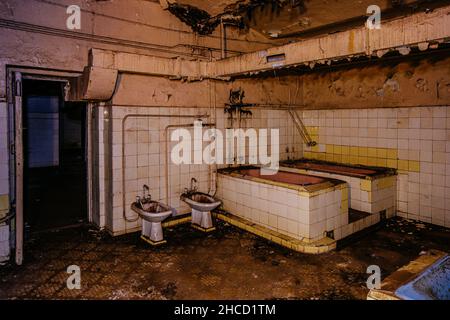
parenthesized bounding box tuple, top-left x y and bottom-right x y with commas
(280, 158, 397, 180)
(217, 165, 347, 195)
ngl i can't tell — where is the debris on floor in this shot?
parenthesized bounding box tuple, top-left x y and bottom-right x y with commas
(0, 217, 449, 300)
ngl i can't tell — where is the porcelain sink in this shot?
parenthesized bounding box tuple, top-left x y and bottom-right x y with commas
(180, 192, 221, 212)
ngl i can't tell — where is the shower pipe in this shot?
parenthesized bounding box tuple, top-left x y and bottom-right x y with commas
(164, 122, 216, 210)
(220, 19, 227, 59)
(121, 112, 210, 222)
(287, 109, 317, 146)
(224, 103, 306, 163)
(287, 82, 316, 146)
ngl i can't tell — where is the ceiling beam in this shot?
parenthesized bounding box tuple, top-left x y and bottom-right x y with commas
(211, 6, 450, 77)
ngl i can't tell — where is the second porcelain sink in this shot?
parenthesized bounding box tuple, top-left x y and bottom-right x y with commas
(181, 191, 221, 232)
(180, 192, 221, 212)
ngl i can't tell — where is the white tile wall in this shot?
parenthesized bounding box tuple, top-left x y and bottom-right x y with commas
(302, 106, 450, 228)
(105, 105, 302, 235)
(0, 224, 9, 262)
(281, 167, 396, 215)
(0, 102, 8, 196)
(0, 102, 9, 261)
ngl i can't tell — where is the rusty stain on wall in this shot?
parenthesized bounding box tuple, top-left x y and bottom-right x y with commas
(299, 54, 450, 109)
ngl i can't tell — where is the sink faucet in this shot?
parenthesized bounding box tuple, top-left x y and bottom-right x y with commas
(182, 178, 198, 197)
(190, 178, 198, 193)
(142, 184, 151, 201)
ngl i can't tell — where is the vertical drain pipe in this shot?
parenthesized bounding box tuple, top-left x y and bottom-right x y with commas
(211, 81, 219, 196)
(220, 18, 226, 59)
(287, 83, 316, 147)
(207, 80, 214, 195)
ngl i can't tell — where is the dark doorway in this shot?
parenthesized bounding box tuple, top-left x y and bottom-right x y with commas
(22, 79, 87, 232)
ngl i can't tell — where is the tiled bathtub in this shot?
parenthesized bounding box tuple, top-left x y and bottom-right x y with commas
(280, 159, 397, 218)
(216, 166, 349, 242)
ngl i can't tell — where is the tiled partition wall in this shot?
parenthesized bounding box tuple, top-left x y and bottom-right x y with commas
(0, 101, 10, 262)
(104, 106, 301, 235)
(301, 106, 450, 228)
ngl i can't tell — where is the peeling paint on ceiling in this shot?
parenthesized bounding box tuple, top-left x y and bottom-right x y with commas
(165, 0, 306, 35)
(165, 0, 444, 39)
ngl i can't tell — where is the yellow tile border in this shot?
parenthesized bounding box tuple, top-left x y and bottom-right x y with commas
(386, 149, 398, 160)
(0, 195, 9, 211)
(162, 215, 191, 228)
(397, 160, 409, 171)
(214, 211, 336, 254)
(341, 146, 350, 155)
(376, 176, 396, 190)
(367, 250, 447, 300)
(140, 235, 167, 246)
(408, 160, 420, 172)
(376, 158, 387, 167)
(350, 146, 358, 155)
(367, 158, 377, 166)
(386, 159, 398, 169)
(358, 147, 368, 156)
(367, 148, 377, 158)
(301, 143, 422, 173)
(376, 148, 387, 159)
(326, 144, 334, 154)
(342, 188, 348, 201)
(360, 179, 372, 191)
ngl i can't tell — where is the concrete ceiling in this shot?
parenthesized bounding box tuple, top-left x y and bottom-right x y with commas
(175, 0, 242, 16)
(167, 0, 442, 38)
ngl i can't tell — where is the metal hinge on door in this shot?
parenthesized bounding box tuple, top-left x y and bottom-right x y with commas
(10, 143, 15, 155)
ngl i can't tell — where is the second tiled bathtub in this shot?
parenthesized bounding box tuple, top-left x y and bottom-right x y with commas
(216, 166, 349, 242)
(280, 159, 397, 217)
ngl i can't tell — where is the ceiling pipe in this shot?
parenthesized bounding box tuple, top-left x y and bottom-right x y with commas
(220, 18, 226, 59)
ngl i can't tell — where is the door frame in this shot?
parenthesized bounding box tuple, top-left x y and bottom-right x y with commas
(7, 66, 94, 265)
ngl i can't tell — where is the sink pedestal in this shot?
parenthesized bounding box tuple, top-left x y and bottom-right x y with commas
(191, 208, 215, 232)
(141, 220, 166, 245)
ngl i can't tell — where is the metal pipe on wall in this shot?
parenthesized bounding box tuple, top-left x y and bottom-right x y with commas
(220, 19, 226, 59)
(164, 122, 216, 210)
(0, 18, 243, 60)
(121, 112, 210, 222)
(227, 103, 307, 163)
(209, 80, 219, 196)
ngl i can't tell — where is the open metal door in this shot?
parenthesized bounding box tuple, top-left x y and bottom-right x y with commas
(14, 72, 23, 265)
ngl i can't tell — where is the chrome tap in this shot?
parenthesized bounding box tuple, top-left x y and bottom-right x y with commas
(142, 184, 151, 201)
(182, 178, 198, 199)
(190, 178, 198, 193)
